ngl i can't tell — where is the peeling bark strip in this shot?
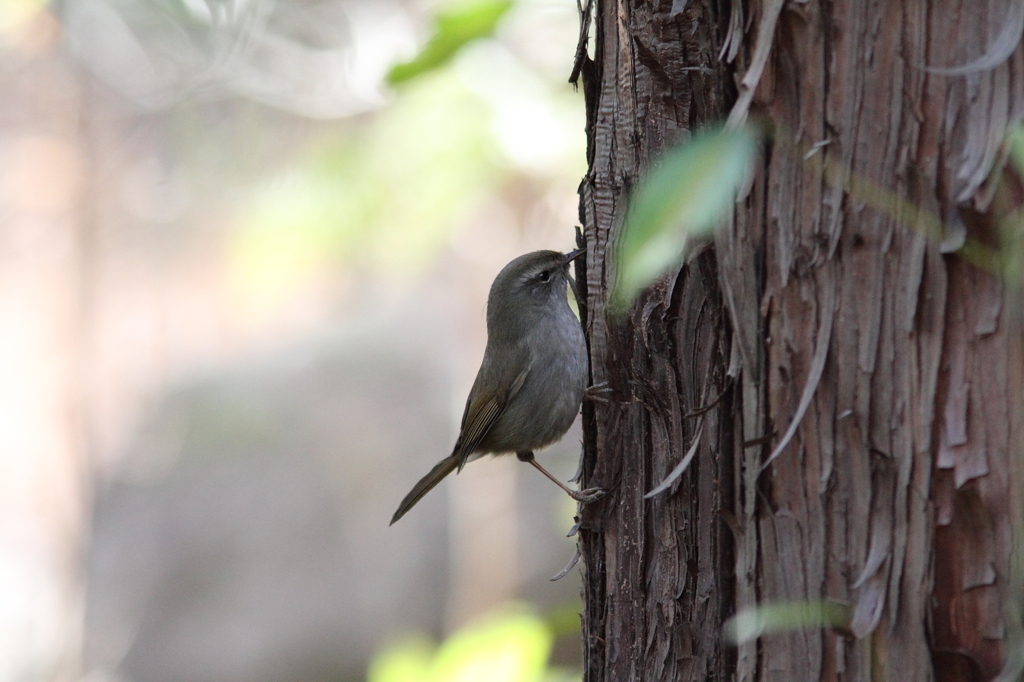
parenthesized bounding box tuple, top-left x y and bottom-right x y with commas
(577, 1, 1024, 681)
(743, 1, 1024, 679)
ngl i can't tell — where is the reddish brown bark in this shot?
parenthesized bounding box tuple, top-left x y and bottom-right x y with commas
(576, 1, 1024, 681)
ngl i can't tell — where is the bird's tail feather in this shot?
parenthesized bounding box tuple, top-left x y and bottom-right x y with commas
(390, 455, 459, 525)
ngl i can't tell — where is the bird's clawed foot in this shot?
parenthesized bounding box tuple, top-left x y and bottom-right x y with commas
(583, 382, 613, 403)
(520, 450, 606, 504)
(568, 487, 606, 503)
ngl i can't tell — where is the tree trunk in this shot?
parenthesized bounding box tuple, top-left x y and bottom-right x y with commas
(575, 2, 1024, 681)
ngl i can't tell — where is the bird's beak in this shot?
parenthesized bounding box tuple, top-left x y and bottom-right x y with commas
(563, 248, 585, 265)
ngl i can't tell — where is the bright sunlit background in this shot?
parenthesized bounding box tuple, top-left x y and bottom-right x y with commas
(0, 0, 588, 679)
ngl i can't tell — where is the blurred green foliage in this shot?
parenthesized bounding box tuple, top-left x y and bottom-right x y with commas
(368, 607, 580, 682)
(723, 600, 851, 644)
(611, 125, 758, 310)
(227, 71, 500, 305)
(388, 0, 514, 85)
(1002, 124, 1024, 288)
(219, 0, 585, 310)
(1007, 124, 1024, 176)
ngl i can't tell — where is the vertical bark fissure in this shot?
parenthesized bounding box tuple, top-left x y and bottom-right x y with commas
(578, 1, 736, 680)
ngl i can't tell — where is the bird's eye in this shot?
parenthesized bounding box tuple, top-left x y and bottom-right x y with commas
(537, 270, 551, 282)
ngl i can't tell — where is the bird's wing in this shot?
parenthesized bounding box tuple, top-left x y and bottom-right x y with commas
(390, 353, 531, 525)
(455, 360, 531, 471)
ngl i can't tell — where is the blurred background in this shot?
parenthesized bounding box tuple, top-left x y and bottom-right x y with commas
(0, 0, 589, 679)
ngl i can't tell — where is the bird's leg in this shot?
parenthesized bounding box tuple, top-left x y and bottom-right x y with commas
(516, 451, 605, 503)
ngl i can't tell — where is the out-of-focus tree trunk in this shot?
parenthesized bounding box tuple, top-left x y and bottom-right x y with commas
(575, 2, 1024, 681)
(0, 19, 89, 680)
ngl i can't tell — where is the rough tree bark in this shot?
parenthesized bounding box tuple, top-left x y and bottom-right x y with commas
(574, 2, 1024, 681)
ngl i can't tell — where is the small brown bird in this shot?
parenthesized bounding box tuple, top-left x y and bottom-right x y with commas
(390, 249, 602, 525)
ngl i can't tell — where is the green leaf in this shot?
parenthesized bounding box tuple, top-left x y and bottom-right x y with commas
(1008, 123, 1024, 175)
(1001, 124, 1024, 288)
(367, 636, 433, 682)
(430, 609, 552, 682)
(387, 0, 514, 85)
(723, 600, 851, 644)
(366, 607, 556, 682)
(611, 125, 758, 310)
